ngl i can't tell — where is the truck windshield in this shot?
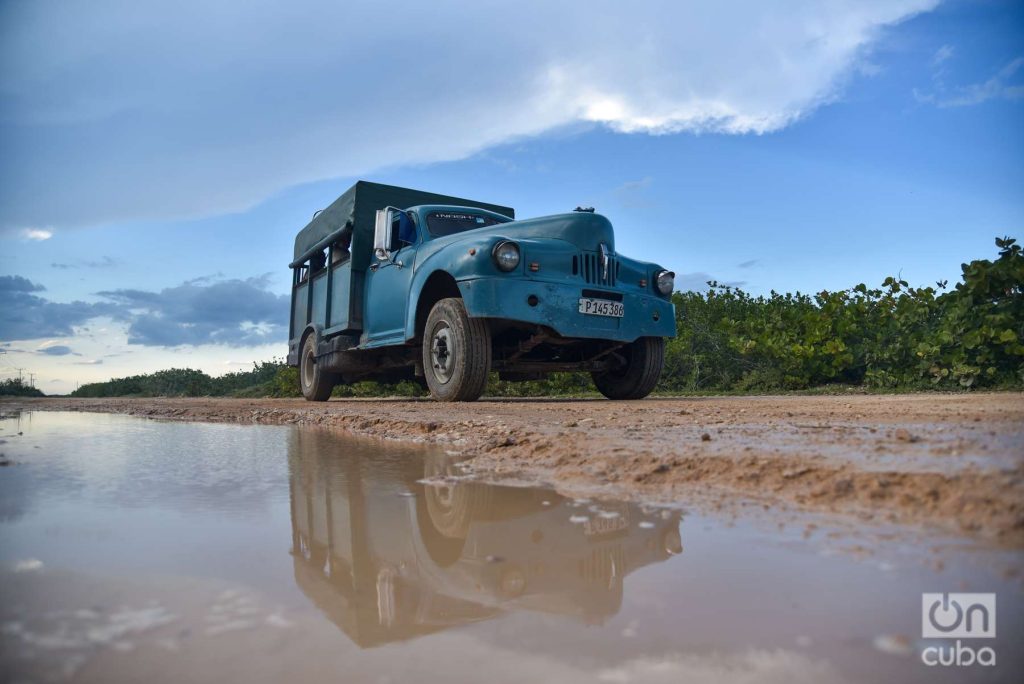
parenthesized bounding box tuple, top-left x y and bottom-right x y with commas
(426, 211, 506, 237)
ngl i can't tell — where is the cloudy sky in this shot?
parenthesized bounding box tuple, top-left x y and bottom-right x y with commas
(1, 0, 1022, 394)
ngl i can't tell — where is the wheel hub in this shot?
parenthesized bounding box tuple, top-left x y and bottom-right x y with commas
(302, 347, 315, 388)
(430, 323, 454, 384)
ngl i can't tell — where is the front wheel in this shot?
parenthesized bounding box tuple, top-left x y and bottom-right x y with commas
(300, 334, 336, 401)
(422, 298, 491, 402)
(592, 337, 664, 400)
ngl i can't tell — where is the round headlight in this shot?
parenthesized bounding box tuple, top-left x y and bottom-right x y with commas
(655, 270, 675, 295)
(492, 241, 521, 272)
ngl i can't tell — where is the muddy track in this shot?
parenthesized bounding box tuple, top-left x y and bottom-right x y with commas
(4, 393, 1023, 547)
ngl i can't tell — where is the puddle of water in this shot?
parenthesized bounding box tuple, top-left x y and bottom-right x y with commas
(0, 410, 1021, 683)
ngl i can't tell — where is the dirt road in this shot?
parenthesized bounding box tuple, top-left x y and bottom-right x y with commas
(5, 393, 1023, 546)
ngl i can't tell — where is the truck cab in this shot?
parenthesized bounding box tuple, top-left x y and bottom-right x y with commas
(287, 181, 676, 402)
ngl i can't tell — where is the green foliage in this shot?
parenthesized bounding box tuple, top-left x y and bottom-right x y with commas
(663, 236, 1022, 391)
(69, 237, 1022, 398)
(332, 379, 425, 398)
(270, 366, 302, 398)
(72, 359, 301, 398)
(0, 378, 45, 397)
(930, 236, 1024, 387)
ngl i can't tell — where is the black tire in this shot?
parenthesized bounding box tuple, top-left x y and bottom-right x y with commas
(422, 298, 491, 402)
(300, 333, 336, 401)
(592, 337, 664, 400)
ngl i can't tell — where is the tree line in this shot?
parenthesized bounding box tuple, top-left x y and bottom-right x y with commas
(0, 378, 45, 397)
(69, 236, 1022, 398)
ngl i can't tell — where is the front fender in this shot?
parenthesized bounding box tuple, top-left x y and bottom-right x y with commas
(402, 234, 544, 340)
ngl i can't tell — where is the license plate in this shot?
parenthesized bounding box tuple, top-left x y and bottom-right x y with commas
(578, 298, 624, 318)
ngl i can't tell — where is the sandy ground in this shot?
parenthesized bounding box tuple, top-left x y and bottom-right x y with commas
(4, 393, 1023, 547)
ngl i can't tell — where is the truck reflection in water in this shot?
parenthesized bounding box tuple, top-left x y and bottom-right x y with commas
(288, 429, 683, 648)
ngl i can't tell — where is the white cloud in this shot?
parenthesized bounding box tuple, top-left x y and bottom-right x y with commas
(21, 228, 53, 241)
(932, 44, 955, 66)
(0, 0, 940, 229)
(4, 317, 286, 395)
(614, 177, 656, 209)
(13, 559, 44, 573)
(915, 56, 1024, 107)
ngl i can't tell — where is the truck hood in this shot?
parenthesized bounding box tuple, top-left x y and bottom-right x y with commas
(440, 212, 615, 253)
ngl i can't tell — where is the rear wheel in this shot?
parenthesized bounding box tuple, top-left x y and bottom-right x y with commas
(422, 298, 491, 402)
(300, 334, 336, 401)
(592, 337, 664, 400)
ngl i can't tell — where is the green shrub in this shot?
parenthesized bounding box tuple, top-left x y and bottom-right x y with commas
(662, 236, 1021, 391)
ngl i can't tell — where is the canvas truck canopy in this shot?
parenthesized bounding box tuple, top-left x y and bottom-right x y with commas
(291, 181, 515, 271)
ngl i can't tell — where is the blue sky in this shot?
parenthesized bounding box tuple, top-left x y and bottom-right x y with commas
(1, 0, 1022, 393)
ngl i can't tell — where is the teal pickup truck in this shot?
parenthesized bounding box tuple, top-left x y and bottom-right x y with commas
(287, 181, 676, 402)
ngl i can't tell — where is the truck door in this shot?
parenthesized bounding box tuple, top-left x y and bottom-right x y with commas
(363, 211, 417, 345)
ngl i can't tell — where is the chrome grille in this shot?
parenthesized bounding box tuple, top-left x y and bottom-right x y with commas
(574, 252, 620, 286)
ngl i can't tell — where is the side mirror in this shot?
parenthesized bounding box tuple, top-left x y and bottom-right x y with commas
(373, 209, 392, 259)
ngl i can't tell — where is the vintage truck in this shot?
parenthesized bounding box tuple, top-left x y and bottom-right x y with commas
(287, 181, 676, 402)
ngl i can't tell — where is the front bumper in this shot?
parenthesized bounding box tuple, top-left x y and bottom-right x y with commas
(458, 277, 676, 343)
